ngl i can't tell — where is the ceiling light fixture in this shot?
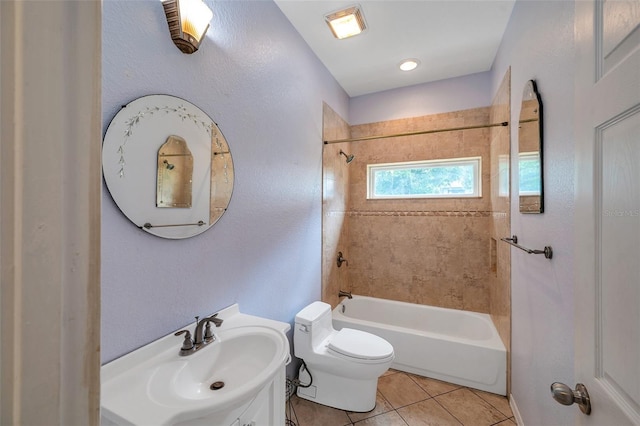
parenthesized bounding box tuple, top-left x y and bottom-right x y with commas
(325, 5, 367, 40)
(162, 0, 213, 54)
(399, 59, 420, 71)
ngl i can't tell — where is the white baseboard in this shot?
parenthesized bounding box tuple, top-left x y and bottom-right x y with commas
(510, 393, 524, 426)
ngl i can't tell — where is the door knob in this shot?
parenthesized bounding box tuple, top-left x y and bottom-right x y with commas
(550, 382, 591, 415)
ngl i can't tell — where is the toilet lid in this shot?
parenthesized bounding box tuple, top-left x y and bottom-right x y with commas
(328, 328, 393, 361)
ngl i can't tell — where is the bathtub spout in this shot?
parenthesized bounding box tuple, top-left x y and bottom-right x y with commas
(338, 290, 352, 299)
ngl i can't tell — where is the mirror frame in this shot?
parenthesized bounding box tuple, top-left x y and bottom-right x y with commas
(102, 94, 234, 239)
(518, 80, 544, 214)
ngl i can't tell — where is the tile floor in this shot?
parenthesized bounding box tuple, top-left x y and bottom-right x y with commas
(287, 370, 515, 426)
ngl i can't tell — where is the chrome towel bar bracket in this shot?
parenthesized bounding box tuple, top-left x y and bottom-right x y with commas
(501, 235, 553, 259)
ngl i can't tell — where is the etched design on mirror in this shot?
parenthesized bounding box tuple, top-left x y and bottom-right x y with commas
(518, 80, 544, 214)
(209, 123, 234, 226)
(102, 95, 234, 239)
(117, 104, 216, 177)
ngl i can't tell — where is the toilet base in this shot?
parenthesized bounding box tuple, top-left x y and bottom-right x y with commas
(295, 364, 378, 412)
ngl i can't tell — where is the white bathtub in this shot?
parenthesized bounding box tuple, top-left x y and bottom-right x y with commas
(332, 295, 506, 395)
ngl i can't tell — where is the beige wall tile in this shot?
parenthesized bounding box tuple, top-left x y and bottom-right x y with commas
(338, 107, 496, 313)
(322, 103, 351, 307)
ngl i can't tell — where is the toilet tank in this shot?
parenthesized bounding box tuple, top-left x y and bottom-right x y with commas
(294, 301, 334, 354)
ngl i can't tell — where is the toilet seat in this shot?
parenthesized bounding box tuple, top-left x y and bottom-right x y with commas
(328, 328, 394, 361)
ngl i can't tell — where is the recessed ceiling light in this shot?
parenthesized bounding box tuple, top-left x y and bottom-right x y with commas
(325, 5, 367, 40)
(399, 59, 420, 71)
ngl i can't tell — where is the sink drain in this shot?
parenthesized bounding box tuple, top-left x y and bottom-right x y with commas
(210, 381, 225, 390)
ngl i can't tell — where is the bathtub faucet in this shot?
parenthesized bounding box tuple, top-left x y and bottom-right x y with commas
(338, 290, 352, 299)
(336, 252, 349, 267)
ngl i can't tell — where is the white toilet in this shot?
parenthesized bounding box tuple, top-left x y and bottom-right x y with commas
(294, 301, 394, 412)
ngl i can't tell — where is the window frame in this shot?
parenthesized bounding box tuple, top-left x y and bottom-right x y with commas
(366, 156, 483, 200)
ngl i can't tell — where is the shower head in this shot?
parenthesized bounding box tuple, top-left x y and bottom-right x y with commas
(339, 150, 355, 164)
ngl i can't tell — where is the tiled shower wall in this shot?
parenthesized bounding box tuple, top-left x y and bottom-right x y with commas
(322, 103, 351, 307)
(344, 108, 494, 313)
(322, 99, 510, 320)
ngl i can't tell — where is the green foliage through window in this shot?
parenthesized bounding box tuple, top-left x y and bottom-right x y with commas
(368, 157, 481, 199)
(518, 152, 541, 195)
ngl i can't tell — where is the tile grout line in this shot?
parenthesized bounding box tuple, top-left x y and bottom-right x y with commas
(470, 389, 514, 419)
(406, 372, 512, 423)
(431, 394, 465, 425)
(353, 410, 410, 426)
(404, 372, 500, 426)
(381, 372, 458, 424)
(395, 406, 420, 426)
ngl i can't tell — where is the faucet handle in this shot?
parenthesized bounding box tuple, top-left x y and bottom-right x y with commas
(174, 329, 194, 355)
(204, 322, 215, 342)
(337, 251, 349, 267)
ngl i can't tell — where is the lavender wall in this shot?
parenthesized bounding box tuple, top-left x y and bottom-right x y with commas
(348, 71, 492, 125)
(101, 0, 348, 363)
(490, 2, 575, 424)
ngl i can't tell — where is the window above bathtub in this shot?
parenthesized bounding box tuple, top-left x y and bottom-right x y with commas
(518, 151, 541, 196)
(367, 157, 482, 200)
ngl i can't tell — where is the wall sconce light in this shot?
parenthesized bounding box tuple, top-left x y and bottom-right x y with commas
(162, 0, 213, 54)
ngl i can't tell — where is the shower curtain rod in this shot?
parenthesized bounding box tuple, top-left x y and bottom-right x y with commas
(323, 121, 509, 145)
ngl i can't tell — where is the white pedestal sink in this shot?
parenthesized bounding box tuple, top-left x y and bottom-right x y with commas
(101, 304, 291, 425)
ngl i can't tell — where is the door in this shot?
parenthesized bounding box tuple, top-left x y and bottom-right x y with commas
(0, 1, 101, 424)
(574, 0, 640, 424)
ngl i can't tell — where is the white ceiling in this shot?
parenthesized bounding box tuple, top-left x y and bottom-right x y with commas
(274, 0, 515, 97)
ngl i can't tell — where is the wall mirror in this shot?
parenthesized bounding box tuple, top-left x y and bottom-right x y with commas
(102, 95, 234, 239)
(518, 80, 544, 213)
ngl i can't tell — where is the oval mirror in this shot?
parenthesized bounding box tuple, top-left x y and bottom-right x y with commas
(102, 95, 234, 239)
(518, 80, 543, 213)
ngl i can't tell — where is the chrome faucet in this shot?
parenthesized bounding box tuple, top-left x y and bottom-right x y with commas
(174, 313, 224, 356)
(194, 313, 223, 345)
